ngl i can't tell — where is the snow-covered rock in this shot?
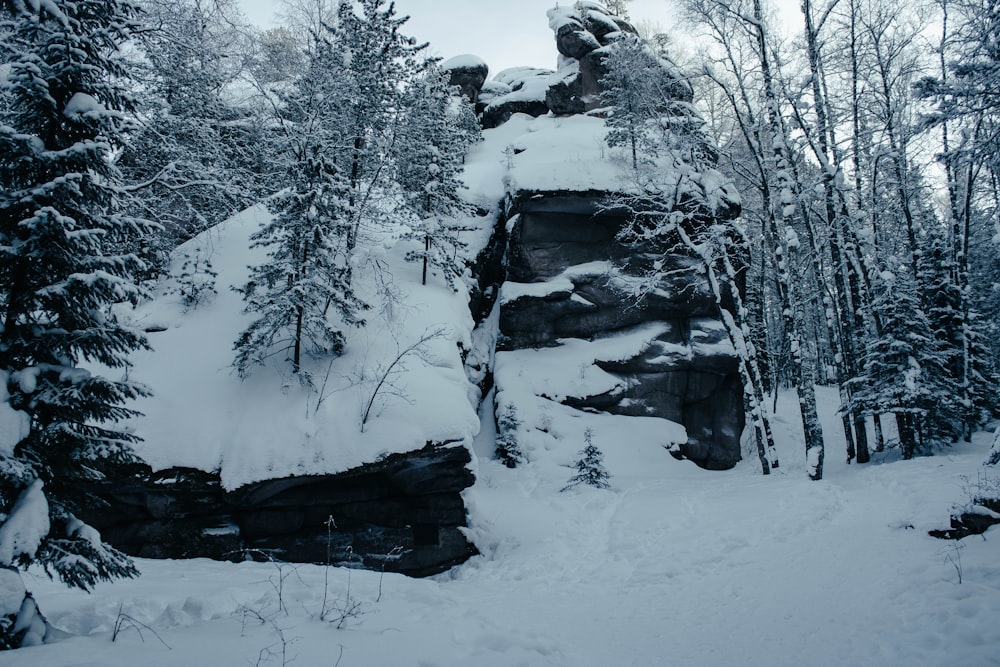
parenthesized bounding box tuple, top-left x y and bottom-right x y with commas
(481, 67, 554, 128)
(442, 54, 489, 103)
(495, 190, 743, 470)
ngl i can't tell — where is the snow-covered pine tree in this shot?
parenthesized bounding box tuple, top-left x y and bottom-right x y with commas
(602, 35, 655, 170)
(495, 400, 524, 468)
(601, 35, 698, 170)
(851, 271, 960, 458)
(0, 0, 151, 630)
(397, 67, 481, 288)
(562, 428, 611, 491)
(234, 38, 367, 382)
(323, 0, 430, 253)
(919, 229, 998, 438)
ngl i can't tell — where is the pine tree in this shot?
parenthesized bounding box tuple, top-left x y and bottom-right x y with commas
(323, 0, 430, 252)
(852, 271, 960, 457)
(562, 428, 611, 490)
(234, 40, 367, 382)
(601, 34, 708, 171)
(495, 400, 524, 468)
(0, 0, 150, 618)
(397, 68, 481, 289)
(919, 230, 998, 437)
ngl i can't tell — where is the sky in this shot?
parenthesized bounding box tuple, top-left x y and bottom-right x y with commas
(236, 0, 685, 76)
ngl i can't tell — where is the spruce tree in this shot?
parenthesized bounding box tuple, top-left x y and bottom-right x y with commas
(0, 0, 150, 604)
(234, 38, 367, 382)
(562, 428, 611, 491)
(920, 230, 999, 438)
(495, 400, 524, 468)
(852, 271, 960, 457)
(397, 68, 481, 288)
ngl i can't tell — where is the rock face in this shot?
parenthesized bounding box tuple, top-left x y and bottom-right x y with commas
(80, 443, 477, 577)
(496, 193, 744, 470)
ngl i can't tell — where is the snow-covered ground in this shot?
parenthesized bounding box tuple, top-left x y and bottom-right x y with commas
(13, 388, 1000, 667)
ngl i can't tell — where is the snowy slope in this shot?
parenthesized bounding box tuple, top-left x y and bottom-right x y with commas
(119, 203, 484, 489)
(13, 387, 1000, 667)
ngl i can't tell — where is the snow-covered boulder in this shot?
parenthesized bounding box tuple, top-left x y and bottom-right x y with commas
(535, 5, 691, 118)
(545, 63, 586, 116)
(442, 54, 489, 103)
(554, 20, 603, 60)
(547, 3, 637, 61)
(482, 67, 554, 128)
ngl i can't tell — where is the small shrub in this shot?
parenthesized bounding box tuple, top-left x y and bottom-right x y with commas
(171, 250, 218, 311)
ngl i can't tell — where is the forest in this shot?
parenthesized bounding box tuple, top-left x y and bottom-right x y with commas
(1, 0, 999, 660)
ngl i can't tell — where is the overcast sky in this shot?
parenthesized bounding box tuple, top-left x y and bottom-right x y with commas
(237, 0, 684, 76)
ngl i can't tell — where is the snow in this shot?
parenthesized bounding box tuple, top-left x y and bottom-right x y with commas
(440, 54, 487, 72)
(503, 114, 628, 194)
(0, 372, 30, 458)
(491, 66, 553, 89)
(496, 322, 675, 404)
(0, 567, 26, 617)
(10, 388, 1000, 666)
(0, 480, 49, 567)
(500, 261, 613, 303)
(485, 69, 553, 108)
(546, 5, 584, 33)
(62, 92, 106, 118)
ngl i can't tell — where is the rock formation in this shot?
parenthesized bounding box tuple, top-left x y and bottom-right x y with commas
(494, 191, 744, 470)
(441, 54, 488, 104)
(478, 3, 691, 123)
(80, 443, 476, 577)
(470, 3, 747, 469)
